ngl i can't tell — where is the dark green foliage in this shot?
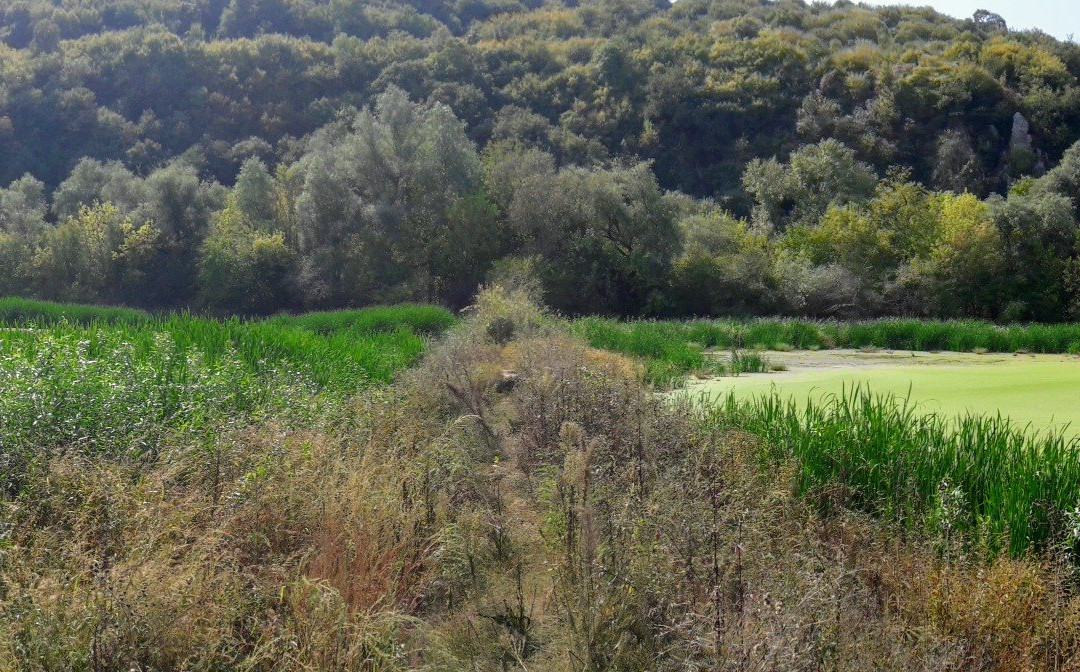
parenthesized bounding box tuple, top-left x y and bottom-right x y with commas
(1, 0, 1079, 318)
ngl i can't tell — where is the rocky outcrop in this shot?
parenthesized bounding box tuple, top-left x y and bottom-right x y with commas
(1010, 112, 1033, 154)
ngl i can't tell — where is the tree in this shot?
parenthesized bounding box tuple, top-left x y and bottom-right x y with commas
(32, 203, 161, 304)
(0, 174, 48, 237)
(992, 189, 1077, 320)
(1, 175, 64, 299)
(510, 162, 680, 315)
(1031, 140, 1080, 213)
(293, 87, 483, 306)
(932, 130, 985, 195)
(667, 210, 776, 316)
(218, 0, 295, 37)
(51, 159, 144, 221)
(199, 194, 294, 314)
(774, 254, 871, 317)
(784, 206, 892, 284)
(864, 179, 940, 263)
(231, 157, 279, 228)
(0, 0, 1077, 319)
(135, 162, 227, 305)
(742, 139, 878, 232)
(972, 10, 1007, 33)
(930, 193, 1004, 316)
(436, 193, 505, 308)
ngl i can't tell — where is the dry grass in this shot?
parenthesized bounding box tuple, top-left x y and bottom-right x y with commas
(2, 286, 1079, 670)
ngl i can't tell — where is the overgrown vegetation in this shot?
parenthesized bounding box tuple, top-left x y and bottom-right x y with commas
(7, 0, 1080, 664)
(4, 288, 1080, 669)
(1, 1, 1080, 319)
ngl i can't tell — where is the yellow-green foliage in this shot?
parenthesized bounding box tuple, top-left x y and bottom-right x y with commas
(31, 203, 161, 304)
(980, 38, 1072, 89)
(199, 192, 294, 314)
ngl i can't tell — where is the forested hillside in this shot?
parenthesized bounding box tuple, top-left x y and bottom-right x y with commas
(2, 0, 1080, 319)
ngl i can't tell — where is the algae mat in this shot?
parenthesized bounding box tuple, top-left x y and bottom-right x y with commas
(688, 350, 1080, 438)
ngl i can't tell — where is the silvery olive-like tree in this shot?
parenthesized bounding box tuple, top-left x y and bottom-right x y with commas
(293, 87, 484, 306)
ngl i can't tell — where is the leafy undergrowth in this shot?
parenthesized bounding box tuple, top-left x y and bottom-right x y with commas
(574, 316, 1080, 384)
(3, 288, 1080, 670)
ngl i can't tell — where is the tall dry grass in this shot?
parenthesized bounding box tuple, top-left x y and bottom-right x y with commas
(3, 287, 1079, 670)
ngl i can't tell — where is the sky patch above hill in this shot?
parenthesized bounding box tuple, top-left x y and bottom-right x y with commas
(850, 0, 1079, 42)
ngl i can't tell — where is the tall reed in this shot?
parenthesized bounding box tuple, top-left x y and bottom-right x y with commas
(706, 387, 1080, 558)
(0, 304, 453, 496)
(574, 316, 1080, 383)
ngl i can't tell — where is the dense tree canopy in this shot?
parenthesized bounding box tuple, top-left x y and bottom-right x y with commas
(1, 0, 1080, 319)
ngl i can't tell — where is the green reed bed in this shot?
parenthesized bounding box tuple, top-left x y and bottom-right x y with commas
(728, 349, 771, 375)
(0, 296, 459, 336)
(572, 318, 721, 384)
(573, 318, 781, 384)
(0, 296, 151, 326)
(704, 388, 1080, 558)
(0, 305, 453, 495)
(267, 303, 457, 336)
(575, 317, 1080, 382)
(826, 320, 1080, 353)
